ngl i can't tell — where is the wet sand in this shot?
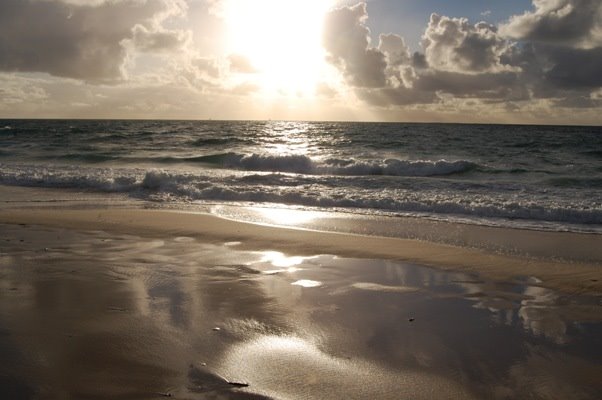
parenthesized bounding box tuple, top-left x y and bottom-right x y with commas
(1, 208, 601, 294)
(0, 207, 601, 399)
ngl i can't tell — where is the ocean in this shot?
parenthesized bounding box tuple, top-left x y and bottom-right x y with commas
(1, 119, 601, 233)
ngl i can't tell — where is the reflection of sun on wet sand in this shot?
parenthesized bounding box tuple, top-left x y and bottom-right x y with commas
(0, 207, 601, 399)
(219, 335, 475, 399)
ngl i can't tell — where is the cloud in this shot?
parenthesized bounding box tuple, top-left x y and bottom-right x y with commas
(0, 75, 49, 106)
(229, 82, 260, 95)
(322, 2, 387, 88)
(0, 0, 188, 82)
(323, 3, 523, 105)
(191, 57, 221, 79)
(315, 82, 337, 98)
(541, 46, 602, 89)
(422, 14, 514, 73)
(132, 24, 191, 53)
(355, 86, 437, 107)
(378, 34, 411, 66)
(322, 1, 602, 113)
(500, 0, 602, 49)
(227, 54, 257, 74)
(2, 0, 601, 123)
(415, 70, 523, 99)
(170, 55, 221, 92)
(500, 1, 602, 93)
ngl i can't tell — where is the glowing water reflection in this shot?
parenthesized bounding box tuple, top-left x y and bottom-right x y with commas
(292, 279, 322, 288)
(252, 206, 320, 226)
(258, 251, 315, 268)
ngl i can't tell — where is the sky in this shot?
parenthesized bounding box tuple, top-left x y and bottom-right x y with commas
(0, 0, 601, 125)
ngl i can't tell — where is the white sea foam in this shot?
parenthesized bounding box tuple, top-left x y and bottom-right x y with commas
(216, 153, 478, 176)
(1, 163, 600, 232)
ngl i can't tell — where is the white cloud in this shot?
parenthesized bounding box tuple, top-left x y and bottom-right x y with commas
(500, 0, 602, 49)
(378, 34, 411, 66)
(321, 1, 602, 117)
(1, 0, 602, 123)
(422, 14, 514, 73)
(322, 3, 387, 88)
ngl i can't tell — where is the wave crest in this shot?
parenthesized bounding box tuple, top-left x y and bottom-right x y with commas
(200, 152, 478, 177)
(1, 163, 600, 230)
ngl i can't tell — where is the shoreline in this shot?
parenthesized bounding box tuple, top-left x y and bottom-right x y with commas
(1, 207, 600, 295)
(211, 203, 602, 262)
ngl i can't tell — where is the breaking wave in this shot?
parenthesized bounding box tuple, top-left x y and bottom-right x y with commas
(27, 152, 478, 177)
(1, 163, 601, 230)
(192, 152, 479, 177)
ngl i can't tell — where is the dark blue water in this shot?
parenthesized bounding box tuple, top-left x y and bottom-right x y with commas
(1, 119, 601, 232)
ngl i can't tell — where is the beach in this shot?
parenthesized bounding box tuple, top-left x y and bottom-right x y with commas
(2, 0, 602, 396)
(1, 189, 601, 399)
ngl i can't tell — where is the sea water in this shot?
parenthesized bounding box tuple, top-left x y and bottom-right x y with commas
(0, 119, 600, 232)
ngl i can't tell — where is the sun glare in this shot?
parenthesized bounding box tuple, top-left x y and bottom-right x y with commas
(221, 0, 335, 97)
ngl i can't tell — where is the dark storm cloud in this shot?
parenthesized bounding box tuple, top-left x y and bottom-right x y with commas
(0, 0, 187, 82)
(323, 1, 602, 109)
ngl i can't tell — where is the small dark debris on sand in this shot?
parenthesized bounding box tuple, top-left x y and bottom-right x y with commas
(227, 381, 249, 388)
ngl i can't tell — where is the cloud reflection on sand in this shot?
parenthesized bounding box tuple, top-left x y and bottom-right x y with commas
(456, 278, 601, 345)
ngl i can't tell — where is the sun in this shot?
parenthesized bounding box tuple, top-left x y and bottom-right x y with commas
(220, 0, 336, 97)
